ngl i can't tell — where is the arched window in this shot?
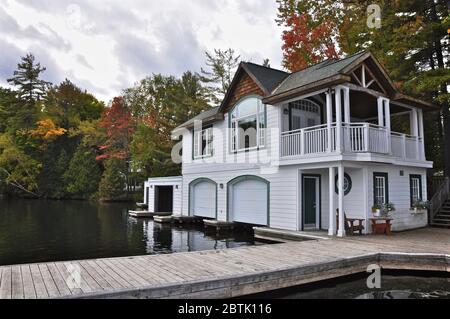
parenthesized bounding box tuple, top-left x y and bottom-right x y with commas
(230, 96, 266, 152)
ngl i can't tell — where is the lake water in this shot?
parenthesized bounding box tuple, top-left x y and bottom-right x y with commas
(0, 199, 263, 266)
(247, 271, 450, 299)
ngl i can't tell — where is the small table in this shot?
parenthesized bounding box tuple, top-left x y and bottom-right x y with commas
(369, 217, 393, 235)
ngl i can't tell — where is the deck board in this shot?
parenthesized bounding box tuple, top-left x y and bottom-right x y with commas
(0, 228, 449, 299)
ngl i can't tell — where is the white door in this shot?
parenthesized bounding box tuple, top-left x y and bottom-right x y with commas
(230, 179, 268, 225)
(191, 181, 216, 218)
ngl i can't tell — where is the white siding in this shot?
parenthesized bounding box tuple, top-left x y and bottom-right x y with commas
(147, 177, 182, 214)
(182, 104, 281, 175)
(367, 165, 428, 231)
(182, 166, 299, 231)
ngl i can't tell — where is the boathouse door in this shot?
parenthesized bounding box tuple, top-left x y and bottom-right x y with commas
(302, 175, 321, 230)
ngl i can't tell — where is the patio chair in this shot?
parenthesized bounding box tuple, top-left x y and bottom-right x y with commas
(336, 209, 365, 236)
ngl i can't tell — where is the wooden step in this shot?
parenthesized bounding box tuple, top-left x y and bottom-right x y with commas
(432, 219, 450, 224)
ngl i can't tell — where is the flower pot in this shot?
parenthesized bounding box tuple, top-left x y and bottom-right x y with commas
(372, 209, 381, 217)
(411, 208, 426, 215)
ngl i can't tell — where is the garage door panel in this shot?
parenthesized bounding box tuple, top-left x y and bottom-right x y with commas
(230, 179, 268, 226)
(191, 181, 216, 218)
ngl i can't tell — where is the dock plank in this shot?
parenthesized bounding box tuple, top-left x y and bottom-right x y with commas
(20, 265, 36, 299)
(0, 228, 449, 299)
(29, 264, 49, 299)
(11, 266, 23, 299)
(38, 264, 60, 298)
(0, 267, 12, 299)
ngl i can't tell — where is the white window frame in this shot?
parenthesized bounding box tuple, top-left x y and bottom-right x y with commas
(193, 127, 213, 159)
(230, 97, 266, 153)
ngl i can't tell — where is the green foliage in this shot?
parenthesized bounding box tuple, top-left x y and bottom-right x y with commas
(200, 48, 240, 104)
(0, 133, 42, 196)
(64, 144, 102, 198)
(44, 79, 105, 129)
(7, 53, 51, 107)
(125, 72, 210, 177)
(98, 158, 126, 201)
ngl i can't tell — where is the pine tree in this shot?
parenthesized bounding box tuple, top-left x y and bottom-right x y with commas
(7, 53, 51, 105)
(64, 143, 102, 198)
(200, 48, 240, 104)
(98, 158, 126, 201)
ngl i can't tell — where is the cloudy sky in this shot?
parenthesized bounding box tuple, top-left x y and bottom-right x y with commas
(0, 0, 284, 102)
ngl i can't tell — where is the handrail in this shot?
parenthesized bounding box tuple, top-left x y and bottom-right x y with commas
(429, 177, 450, 223)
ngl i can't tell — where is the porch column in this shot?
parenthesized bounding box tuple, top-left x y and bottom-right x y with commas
(411, 109, 420, 159)
(418, 109, 425, 160)
(343, 86, 351, 124)
(335, 87, 342, 153)
(337, 164, 346, 237)
(328, 167, 336, 236)
(326, 90, 333, 152)
(377, 97, 384, 126)
(384, 99, 392, 154)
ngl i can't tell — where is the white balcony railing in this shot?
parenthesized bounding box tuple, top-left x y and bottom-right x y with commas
(281, 122, 424, 161)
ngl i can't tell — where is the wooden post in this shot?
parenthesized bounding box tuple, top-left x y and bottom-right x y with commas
(384, 99, 392, 154)
(364, 123, 370, 152)
(326, 91, 333, 153)
(300, 129, 305, 155)
(411, 109, 419, 160)
(362, 167, 370, 234)
(377, 97, 384, 127)
(418, 109, 425, 160)
(335, 87, 342, 153)
(344, 86, 351, 124)
(401, 134, 407, 159)
(328, 167, 336, 236)
(337, 165, 345, 237)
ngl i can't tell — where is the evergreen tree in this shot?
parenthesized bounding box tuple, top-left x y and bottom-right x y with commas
(98, 158, 126, 201)
(200, 48, 240, 104)
(7, 53, 51, 105)
(64, 143, 102, 198)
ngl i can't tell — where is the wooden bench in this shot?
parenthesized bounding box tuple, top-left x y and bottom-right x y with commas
(336, 210, 365, 236)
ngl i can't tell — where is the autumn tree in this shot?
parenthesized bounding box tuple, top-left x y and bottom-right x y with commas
(125, 72, 210, 177)
(276, 0, 342, 72)
(340, 0, 450, 174)
(96, 97, 134, 161)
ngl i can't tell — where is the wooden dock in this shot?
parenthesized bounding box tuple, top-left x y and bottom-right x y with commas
(128, 211, 171, 218)
(0, 228, 449, 299)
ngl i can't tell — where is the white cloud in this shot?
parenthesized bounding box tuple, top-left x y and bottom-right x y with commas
(0, 0, 284, 102)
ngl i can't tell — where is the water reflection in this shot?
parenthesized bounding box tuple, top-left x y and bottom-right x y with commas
(0, 199, 260, 266)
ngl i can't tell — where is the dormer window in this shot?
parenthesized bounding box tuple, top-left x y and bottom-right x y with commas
(193, 127, 213, 159)
(230, 97, 266, 152)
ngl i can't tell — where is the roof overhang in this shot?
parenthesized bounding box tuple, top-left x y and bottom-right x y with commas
(393, 93, 439, 111)
(172, 113, 224, 137)
(263, 74, 351, 105)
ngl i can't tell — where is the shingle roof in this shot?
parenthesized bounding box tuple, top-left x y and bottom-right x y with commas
(271, 51, 367, 96)
(241, 62, 289, 94)
(173, 106, 220, 132)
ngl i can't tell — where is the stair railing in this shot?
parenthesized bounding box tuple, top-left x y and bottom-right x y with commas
(429, 177, 450, 224)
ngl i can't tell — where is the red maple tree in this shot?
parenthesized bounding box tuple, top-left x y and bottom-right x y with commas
(96, 96, 134, 161)
(277, 1, 341, 72)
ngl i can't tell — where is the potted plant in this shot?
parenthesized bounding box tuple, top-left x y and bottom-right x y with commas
(383, 202, 396, 217)
(410, 200, 429, 215)
(372, 204, 382, 217)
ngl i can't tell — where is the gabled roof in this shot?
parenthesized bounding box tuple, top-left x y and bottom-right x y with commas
(271, 52, 367, 97)
(218, 62, 289, 113)
(173, 106, 222, 133)
(174, 51, 437, 133)
(242, 62, 289, 94)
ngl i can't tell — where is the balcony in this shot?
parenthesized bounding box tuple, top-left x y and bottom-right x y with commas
(280, 122, 424, 161)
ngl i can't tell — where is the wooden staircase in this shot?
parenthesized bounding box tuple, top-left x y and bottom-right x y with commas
(431, 199, 450, 228)
(430, 177, 450, 228)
